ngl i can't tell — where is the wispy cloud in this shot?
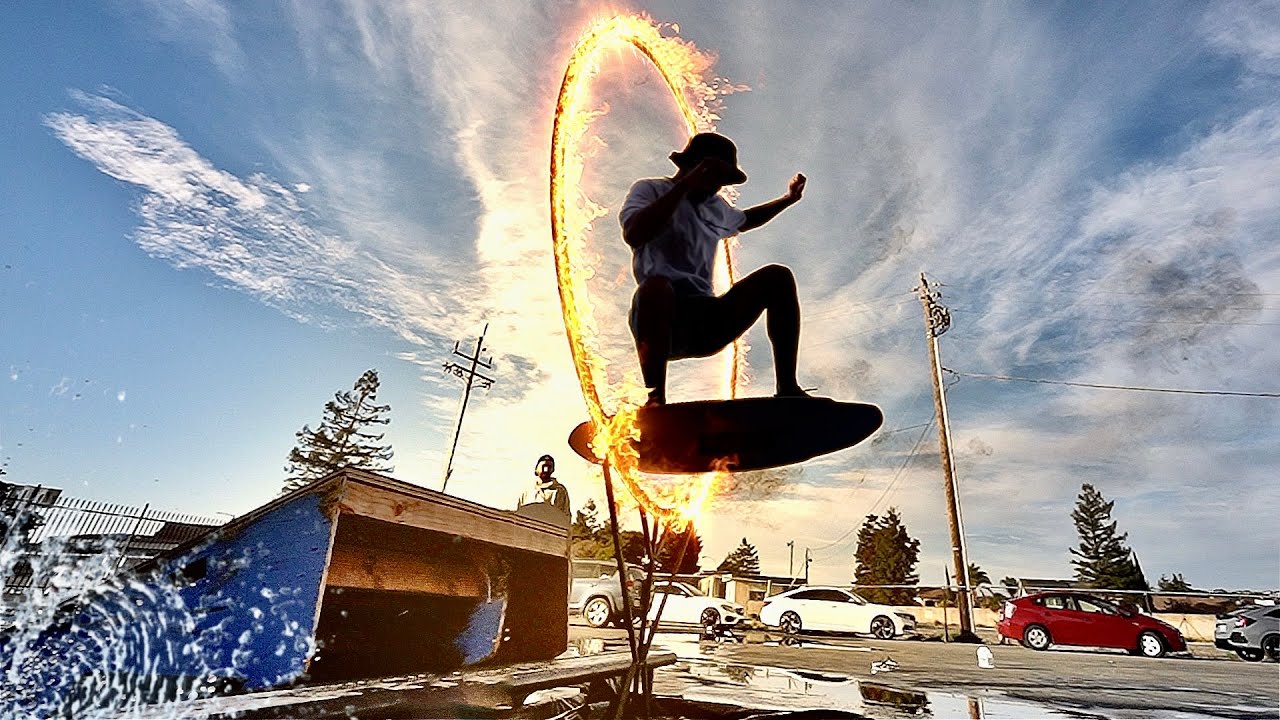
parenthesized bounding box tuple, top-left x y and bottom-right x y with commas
(136, 0, 244, 75)
(45, 91, 476, 350)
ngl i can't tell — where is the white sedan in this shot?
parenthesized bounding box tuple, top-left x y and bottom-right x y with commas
(759, 586, 916, 639)
(646, 581, 745, 628)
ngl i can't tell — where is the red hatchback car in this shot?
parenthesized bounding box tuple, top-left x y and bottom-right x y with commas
(998, 592, 1186, 658)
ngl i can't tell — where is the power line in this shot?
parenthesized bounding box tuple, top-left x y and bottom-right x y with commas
(943, 280, 1280, 298)
(944, 368, 1280, 398)
(950, 307, 1279, 327)
(810, 418, 935, 558)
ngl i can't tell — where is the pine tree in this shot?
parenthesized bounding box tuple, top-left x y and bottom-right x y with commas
(1068, 483, 1149, 590)
(572, 499, 604, 540)
(284, 369, 393, 492)
(1157, 573, 1193, 592)
(717, 537, 760, 575)
(852, 508, 920, 605)
(655, 524, 702, 574)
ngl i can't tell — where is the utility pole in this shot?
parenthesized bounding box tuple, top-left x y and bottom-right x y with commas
(787, 540, 795, 578)
(441, 323, 496, 493)
(916, 273, 977, 641)
(803, 547, 812, 585)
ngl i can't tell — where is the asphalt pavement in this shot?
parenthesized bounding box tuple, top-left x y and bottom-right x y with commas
(570, 619, 1279, 719)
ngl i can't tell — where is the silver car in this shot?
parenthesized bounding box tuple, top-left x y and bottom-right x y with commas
(1215, 605, 1279, 662)
(571, 562, 646, 628)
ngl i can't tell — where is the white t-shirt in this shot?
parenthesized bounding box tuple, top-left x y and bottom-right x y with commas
(619, 178, 746, 296)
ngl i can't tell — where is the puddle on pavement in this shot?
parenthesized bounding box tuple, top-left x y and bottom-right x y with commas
(653, 659, 1098, 719)
(570, 631, 1234, 719)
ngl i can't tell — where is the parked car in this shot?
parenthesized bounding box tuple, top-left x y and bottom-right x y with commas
(1215, 605, 1279, 662)
(646, 581, 745, 628)
(758, 586, 916, 639)
(574, 564, 645, 628)
(998, 592, 1185, 658)
(569, 559, 617, 613)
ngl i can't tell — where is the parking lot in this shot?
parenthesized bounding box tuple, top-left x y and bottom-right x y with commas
(570, 618, 1280, 718)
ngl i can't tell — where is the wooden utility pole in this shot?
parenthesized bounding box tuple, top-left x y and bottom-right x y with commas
(917, 273, 977, 640)
(441, 323, 496, 493)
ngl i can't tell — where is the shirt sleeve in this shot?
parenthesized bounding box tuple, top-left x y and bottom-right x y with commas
(715, 196, 747, 236)
(619, 179, 662, 229)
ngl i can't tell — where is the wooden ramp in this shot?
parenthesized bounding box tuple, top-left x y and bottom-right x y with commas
(30, 468, 571, 699)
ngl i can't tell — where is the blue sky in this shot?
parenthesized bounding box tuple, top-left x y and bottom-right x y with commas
(2, 1, 1277, 589)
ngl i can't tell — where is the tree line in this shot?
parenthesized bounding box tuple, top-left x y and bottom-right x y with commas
(837, 482, 1194, 602)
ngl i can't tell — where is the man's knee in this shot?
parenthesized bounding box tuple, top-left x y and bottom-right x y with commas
(637, 276, 676, 304)
(760, 263, 797, 293)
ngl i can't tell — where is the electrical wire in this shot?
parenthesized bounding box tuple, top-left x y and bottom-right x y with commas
(809, 418, 935, 558)
(949, 307, 1279, 327)
(944, 368, 1280, 398)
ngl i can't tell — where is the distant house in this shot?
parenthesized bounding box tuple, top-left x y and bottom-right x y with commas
(912, 584, 1012, 608)
(1006, 577, 1092, 594)
(696, 573, 805, 617)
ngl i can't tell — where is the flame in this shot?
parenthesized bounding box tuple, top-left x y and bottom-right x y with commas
(550, 13, 742, 527)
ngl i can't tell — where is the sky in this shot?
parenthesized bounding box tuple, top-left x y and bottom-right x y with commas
(2, 1, 1278, 590)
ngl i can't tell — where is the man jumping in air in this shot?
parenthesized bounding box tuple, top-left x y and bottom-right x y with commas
(620, 132, 809, 407)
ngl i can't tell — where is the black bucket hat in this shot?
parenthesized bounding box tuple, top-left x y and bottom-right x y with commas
(669, 132, 747, 185)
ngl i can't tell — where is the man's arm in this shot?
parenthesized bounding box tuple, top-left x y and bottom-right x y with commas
(622, 158, 735, 247)
(622, 180, 693, 248)
(739, 173, 806, 233)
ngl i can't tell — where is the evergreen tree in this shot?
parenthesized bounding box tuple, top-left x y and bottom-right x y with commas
(1068, 483, 1149, 590)
(572, 499, 604, 540)
(1157, 573, 1194, 592)
(655, 524, 702, 574)
(717, 537, 760, 575)
(284, 369, 393, 492)
(1000, 576, 1021, 591)
(852, 508, 920, 605)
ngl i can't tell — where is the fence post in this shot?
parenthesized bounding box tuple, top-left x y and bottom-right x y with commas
(115, 503, 150, 572)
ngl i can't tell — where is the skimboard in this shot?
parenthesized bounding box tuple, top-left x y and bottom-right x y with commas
(567, 396, 883, 475)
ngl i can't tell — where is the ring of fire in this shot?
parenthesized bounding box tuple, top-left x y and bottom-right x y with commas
(550, 14, 741, 525)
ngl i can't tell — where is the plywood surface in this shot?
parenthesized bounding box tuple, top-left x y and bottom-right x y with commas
(338, 475, 569, 557)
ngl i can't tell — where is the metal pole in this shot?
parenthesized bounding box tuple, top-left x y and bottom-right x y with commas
(115, 503, 150, 572)
(943, 564, 952, 642)
(787, 540, 795, 578)
(441, 324, 490, 492)
(601, 463, 638, 656)
(918, 273, 976, 639)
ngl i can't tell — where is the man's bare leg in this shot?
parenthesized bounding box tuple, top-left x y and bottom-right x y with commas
(715, 264, 808, 397)
(633, 277, 676, 406)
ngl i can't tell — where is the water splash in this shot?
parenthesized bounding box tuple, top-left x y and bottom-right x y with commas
(0, 531, 312, 718)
